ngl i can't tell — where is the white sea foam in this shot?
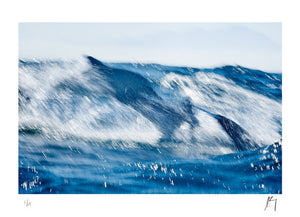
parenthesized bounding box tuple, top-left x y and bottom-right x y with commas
(172, 110, 235, 157)
(19, 58, 162, 144)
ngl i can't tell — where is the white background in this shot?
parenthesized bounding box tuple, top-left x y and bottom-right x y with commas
(0, 0, 299, 216)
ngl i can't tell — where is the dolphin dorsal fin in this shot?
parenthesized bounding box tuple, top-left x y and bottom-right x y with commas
(85, 56, 107, 68)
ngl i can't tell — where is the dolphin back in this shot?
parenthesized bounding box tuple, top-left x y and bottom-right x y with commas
(85, 56, 197, 138)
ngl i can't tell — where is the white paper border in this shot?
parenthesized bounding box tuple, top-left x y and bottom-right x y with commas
(1, 0, 299, 216)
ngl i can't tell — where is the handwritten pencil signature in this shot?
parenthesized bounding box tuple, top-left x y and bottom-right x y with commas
(264, 196, 277, 211)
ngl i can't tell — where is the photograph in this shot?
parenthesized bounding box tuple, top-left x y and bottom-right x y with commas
(18, 22, 282, 194)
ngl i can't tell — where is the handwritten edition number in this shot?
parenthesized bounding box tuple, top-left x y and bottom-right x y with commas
(24, 199, 31, 207)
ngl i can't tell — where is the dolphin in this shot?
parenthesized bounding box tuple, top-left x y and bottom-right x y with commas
(86, 56, 198, 138)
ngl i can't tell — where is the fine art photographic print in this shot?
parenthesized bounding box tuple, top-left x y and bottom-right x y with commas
(18, 23, 282, 194)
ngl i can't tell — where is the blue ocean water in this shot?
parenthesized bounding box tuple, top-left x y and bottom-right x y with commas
(18, 56, 282, 194)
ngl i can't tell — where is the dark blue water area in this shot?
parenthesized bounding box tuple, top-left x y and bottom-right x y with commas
(19, 135, 281, 194)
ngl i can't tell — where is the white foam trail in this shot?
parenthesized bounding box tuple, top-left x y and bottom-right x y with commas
(19, 58, 90, 101)
(19, 58, 162, 144)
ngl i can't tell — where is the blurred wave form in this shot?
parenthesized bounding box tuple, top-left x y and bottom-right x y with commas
(19, 56, 281, 193)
